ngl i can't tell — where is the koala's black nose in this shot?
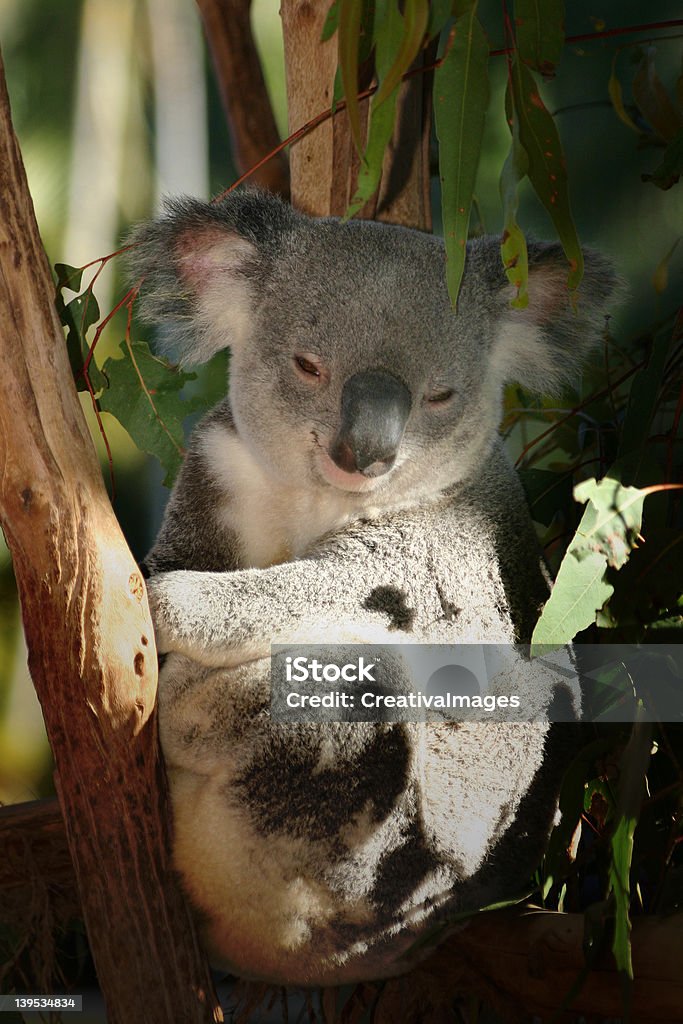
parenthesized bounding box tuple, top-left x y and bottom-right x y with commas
(331, 370, 412, 477)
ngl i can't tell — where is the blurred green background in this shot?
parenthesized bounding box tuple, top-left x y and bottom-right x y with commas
(0, 0, 681, 806)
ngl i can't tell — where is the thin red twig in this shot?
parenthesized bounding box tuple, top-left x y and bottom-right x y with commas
(81, 285, 139, 376)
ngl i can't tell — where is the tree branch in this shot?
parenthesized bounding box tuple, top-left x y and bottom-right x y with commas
(195, 0, 290, 197)
(0, 49, 221, 1023)
(2, 801, 681, 1022)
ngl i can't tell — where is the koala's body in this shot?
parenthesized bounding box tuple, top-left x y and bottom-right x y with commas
(130, 192, 616, 986)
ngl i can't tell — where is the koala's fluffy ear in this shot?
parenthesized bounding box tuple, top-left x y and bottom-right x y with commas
(470, 238, 621, 393)
(126, 190, 298, 365)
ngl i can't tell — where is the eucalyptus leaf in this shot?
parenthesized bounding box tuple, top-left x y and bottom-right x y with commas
(506, 56, 583, 291)
(426, 0, 452, 40)
(346, 0, 405, 217)
(338, 0, 364, 155)
(54, 262, 84, 293)
(100, 341, 204, 486)
(608, 719, 652, 984)
(500, 86, 530, 306)
(435, 6, 489, 306)
(642, 127, 683, 190)
(515, 0, 565, 77)
(372, 0, 428, 108)
(321, 0, 341, 42)
(531, 476, 649, 651)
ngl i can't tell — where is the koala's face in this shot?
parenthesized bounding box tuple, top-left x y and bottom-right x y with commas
(226, 220, 504, 499)
(130, 191, 617, 500)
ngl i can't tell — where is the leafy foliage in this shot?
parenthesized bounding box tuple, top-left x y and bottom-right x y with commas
(54, 268, 220, 488)
(609, 42, 683, 188)
(327, 0, 584, 305)
(530, 477, 648, 652)
(99, 341, 205, 488)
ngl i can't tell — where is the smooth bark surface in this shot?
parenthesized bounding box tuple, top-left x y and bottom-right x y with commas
(281, 0, 432, 228)
(0, 49, 221, 1024)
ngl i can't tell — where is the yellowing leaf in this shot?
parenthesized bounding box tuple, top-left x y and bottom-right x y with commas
(608, 54, 641, 134)
(500, 82, 530, 306)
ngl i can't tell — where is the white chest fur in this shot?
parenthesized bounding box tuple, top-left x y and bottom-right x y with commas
(201, 423, 372, 568)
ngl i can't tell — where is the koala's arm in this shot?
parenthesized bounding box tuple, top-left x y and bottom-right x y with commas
(147, 526, 409, 667)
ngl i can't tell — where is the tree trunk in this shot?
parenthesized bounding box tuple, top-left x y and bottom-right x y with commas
(280, 0, 432, 229)
(0, 49, 221, 1024)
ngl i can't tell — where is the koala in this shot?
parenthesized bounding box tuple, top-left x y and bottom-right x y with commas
(128, 190, 617, 987)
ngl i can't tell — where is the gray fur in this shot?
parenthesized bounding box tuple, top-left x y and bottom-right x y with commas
(131, 190, 618, 985)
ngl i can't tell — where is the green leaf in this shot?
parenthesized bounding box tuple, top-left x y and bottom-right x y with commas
(515, 0, 565, 77)
(338, 0, 364, 155)
(100, 341, 202, 486)
(426, 0, 452, 40)
(321, 0, 341, 41)
(507, 56, 583, 291)
(608, 720, 652, 985)
(434, 8, 490, 306)
(642, 127, 683, 190)
(59, 292, 107, 394)
(572, 478, 646, 569)
(346, 0, 405, 217)
(541, 736, 613, 896)
(373, 0, 429, 108)
(531, 476, 648, 651)
(54, 262, 84, 292)
(532, 548, 613, 651)
(54, 263, 109, 392)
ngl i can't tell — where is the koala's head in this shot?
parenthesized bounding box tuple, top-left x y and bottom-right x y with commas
(128, 190, 618, 500)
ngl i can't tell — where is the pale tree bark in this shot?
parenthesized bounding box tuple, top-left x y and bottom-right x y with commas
(0, 49, 222, 1024)
(280, 0, 433, 229)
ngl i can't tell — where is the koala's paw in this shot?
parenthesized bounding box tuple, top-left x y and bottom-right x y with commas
(144, 570, 251, 668)
(145, 573, 187, 656)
